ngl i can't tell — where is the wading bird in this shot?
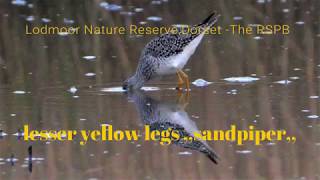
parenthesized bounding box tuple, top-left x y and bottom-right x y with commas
(123, 12, 220, 91)
(127, 90, 219, 164)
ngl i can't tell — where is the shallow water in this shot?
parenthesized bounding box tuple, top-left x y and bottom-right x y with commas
(0, 0, 320, 179)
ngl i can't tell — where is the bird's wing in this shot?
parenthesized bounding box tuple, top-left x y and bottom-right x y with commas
(149, 122, 219, 164)
(142, 33, 194, 58)
(142, 12, 220, 58)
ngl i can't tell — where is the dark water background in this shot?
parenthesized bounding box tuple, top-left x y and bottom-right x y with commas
(0, 0, 320, 179)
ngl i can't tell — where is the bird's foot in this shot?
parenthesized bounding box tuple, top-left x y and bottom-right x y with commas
(177, 70, 190, 92)
(176, 71, 185, 91)
(175, 86, 184, 91)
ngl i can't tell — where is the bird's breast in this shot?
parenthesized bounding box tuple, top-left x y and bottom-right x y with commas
(155, 33, 205, 75)
(174, 33, 205, 68)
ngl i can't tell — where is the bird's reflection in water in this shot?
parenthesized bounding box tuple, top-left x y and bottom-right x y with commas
(127, 90, 219, 164)
(28, 146, 32, 172)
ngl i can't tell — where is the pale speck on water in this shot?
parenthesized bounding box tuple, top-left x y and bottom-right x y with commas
(227, 89, 238, 95)
(236, 150, 252, 154)
(266, 142, 276, 146)
(223, 77, 259, 83)
(233, 16, 243, 21)
(282, 9, 290, 13)
(141, 87, 161, 91)
(289, 76, 300, 80)
(147, 16, 163, 22)
(88, 178, 98, 180)
(13, 90, 26, 94)
(12, 132, 24, 136)
(295, 21, 305, 25)
(85, 73, 96, 77)
(139, 21, 148, 25)
(256, 0, 266, 4)
(120, 11, 134, 16)
(151, 0, 162, 5)
(26, 15, 35, 21)
(41, 18, 51, 23)
(100, 87, 126, 93)
(11, 0, 26, 6)
(24, 157, 45, 161)
(63, 18, 75, 24)
(172, 24, 189, 28)
(178, 151, 192, 155)
(191, 115, 200, 119)
(6, 158, 18, 162)
(68, 86, 78, 94)
(134, 8, 144, 12)
(99, 2, 109, 8)
(107, 4, 123, 11)
(58, 32, 69, 36)
(274, 80, 292, 84)
(248, 24, 260, 27)
(307, 115, 319, 119)
(0, 132, 8, 136)
(99, 2, 122, 11)
(192, 79, 213, 87)
(253, 36, 263, 40)
(82, 56, 96, 60)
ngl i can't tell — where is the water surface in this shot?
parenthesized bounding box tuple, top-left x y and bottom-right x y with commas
(0, 0, 320, 179)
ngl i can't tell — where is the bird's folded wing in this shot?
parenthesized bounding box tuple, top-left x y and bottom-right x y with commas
(142, 33, 195, 58)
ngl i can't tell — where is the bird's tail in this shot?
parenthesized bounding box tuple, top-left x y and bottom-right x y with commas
(197, 11, 221, 29)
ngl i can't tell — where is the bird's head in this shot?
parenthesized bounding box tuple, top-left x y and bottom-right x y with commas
(122, 74, 145, 90)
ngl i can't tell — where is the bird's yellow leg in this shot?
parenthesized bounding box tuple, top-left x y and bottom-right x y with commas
(176, 71, 184, 91)
(178, 70, 190, 91)
(177, 90, 183, 103)
(177, 92, 189, 109)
